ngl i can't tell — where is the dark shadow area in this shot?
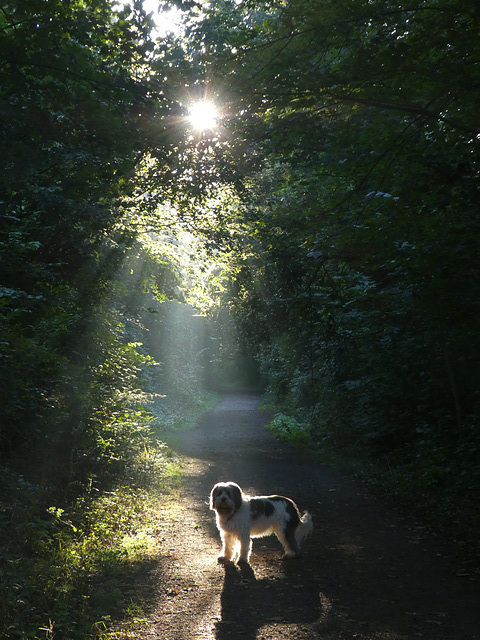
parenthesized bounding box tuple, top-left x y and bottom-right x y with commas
(86, 558, 160, 624)
(24, 557, 167, 640)
(216, 559, 324, 640)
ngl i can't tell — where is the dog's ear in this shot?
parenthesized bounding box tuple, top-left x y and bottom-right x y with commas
(229, 482, 243, 511)
(209, 485, 218, 510)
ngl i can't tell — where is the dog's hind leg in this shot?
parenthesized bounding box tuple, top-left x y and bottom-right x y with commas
(274, 524, 299, 559)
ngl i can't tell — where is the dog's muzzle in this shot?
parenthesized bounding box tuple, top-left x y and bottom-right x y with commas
(216, 500, 232, 514)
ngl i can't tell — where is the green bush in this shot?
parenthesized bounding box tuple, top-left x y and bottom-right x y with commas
(267, 412, 311, 446)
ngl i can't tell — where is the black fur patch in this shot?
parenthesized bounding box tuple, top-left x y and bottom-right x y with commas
(250, 498, 275, 519)
(270, 496, 301, 527)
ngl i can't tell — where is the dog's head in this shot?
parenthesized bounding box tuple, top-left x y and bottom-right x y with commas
(210, 482, 243, 517)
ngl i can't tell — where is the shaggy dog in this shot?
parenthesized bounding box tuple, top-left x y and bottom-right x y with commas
(210, 481, 313, 564)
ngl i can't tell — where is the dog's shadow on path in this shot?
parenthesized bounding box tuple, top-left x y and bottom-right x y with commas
(215, 558, 324, 640)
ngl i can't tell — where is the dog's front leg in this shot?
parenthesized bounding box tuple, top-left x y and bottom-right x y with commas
(237, 535, 252, 564)
(217, 532, 236, 563)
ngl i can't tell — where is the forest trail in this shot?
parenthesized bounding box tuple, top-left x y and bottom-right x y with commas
(138, 393, 480, 640)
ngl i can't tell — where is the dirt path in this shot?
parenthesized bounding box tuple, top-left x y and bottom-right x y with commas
(135, 393, 480, 640)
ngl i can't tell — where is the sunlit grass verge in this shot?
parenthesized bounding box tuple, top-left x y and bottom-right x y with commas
(0, 446, 183, 640)
(149, 389, 220, 432)
(149, 389, 220, 450)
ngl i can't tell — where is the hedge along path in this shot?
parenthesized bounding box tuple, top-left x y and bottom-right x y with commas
(127, 393, 480, 640)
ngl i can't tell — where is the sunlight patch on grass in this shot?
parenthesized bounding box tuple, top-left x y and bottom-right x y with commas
(121, 529, 158, 558)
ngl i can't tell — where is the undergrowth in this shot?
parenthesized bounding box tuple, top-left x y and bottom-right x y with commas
(266, 412, 311, 446)
(267, 410, 480, 564)
(0, 384, 219, 640)
(0, 445, 181, 640)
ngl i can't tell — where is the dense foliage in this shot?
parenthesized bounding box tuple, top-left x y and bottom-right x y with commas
(0, 2, 221, 636)
(2, 0, 149, 472)
(0, 0, 227, 479)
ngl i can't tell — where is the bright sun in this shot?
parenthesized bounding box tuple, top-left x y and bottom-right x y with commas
(189, 101, 218, 131)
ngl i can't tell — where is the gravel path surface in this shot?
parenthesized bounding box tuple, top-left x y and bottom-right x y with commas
(133, 393, 480, 640)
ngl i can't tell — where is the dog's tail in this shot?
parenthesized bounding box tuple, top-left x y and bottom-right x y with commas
(295, 512, 313, 547)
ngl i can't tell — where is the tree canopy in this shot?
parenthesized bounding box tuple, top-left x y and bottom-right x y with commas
(182, 0, 480, 501)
